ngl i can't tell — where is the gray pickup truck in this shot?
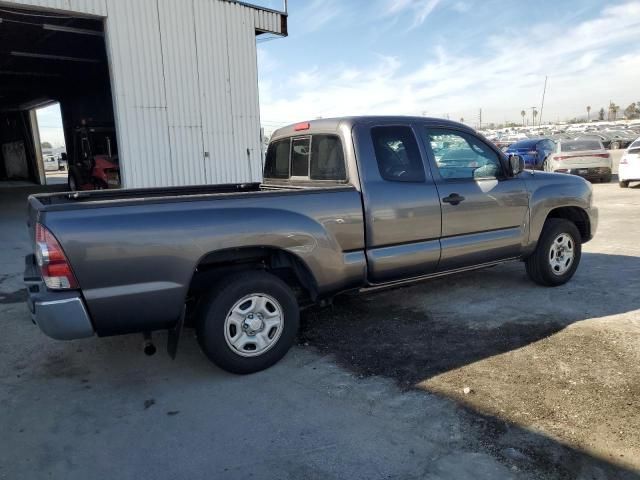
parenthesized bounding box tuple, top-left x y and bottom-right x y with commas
(25, 117, 597, 373)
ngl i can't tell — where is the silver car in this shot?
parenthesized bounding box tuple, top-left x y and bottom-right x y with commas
(545, 139, 612, 183)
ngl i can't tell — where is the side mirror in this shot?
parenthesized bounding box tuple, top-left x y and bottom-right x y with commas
(508, 154, 525, 176)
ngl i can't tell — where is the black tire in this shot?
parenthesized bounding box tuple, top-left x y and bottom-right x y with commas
(619, 180, 630, 188)
(601, 173, 612, 183)
(68, 171, 79, 191)
(525, 218, 582, 287)
(196, 271, 299, 374)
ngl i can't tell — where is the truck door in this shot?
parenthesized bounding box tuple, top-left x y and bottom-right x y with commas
(421, 126, 529, 271)
(353, 123, 442, 284)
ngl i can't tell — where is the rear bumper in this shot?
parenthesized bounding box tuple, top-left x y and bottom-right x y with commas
(24, 254, 94, 340)
(556, 167, 611, 180)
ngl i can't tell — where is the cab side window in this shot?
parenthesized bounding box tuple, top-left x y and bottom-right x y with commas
(423, 128, 502, 180)
(371, 126, 425, 182)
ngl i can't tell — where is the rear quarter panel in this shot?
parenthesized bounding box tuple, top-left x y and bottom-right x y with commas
(40, 189, 364, 335)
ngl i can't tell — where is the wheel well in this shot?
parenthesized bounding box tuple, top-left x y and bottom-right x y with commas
(187, 247, 318, 308)
(546, 207, 590, 241)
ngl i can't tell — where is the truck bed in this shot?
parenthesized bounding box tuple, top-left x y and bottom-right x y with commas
(28, 181, 356, 214)
(29, 182, 295, 207)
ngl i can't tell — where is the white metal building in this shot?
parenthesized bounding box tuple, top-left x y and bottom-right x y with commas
(0, 0, 287, 188)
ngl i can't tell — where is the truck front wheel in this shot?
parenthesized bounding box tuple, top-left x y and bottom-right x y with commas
(196, 271, 299, 374)
(525, 219, 582, 286)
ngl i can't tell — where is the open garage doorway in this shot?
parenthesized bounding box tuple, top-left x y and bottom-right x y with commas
(0, 4, 120, 190)
(35, 102, 67, 186)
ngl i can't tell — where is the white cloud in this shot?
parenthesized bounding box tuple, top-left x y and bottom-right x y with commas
(452, 1, 471, 13)
(385, 0, 441, 27)
(259, 1, 640, 128)
(292, 0, 346, 33)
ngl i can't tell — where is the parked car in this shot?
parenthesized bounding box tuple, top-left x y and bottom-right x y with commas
(58, 152, 67, 171)
(602, 130, 636, 150)
(619, 137, 640, 188)
(505, 138, 555, 170)
(24, 117, 598, 374)
(545, 139, 612, 182)
(42, 154, 60, 172)
(578, 132, 632, 150)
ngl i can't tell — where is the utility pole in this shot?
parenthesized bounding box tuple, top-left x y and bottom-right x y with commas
(530, 106, 536, 127)
(478, 108, 482, 130)
(539, 75, 548, 127)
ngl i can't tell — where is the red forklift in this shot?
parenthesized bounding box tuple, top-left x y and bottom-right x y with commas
(65, 125, 120, 190)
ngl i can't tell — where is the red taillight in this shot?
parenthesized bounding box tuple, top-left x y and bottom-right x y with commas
(294, 122, 310, 131)
(35, 223, 79, 290)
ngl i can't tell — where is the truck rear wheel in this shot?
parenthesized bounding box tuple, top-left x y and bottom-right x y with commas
(196, 271, 299, 374)
(525, 218, 582, 287)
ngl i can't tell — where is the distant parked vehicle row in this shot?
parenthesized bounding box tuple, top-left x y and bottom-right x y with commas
(619, 137, 640, 188)
(578, 131, 635, 150)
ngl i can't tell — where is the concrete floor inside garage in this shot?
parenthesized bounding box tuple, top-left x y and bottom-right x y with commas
(1, 181, 639, 480)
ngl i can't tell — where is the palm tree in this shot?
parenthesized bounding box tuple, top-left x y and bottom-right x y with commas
(532, 109, 538, 126)
(520, 110, 526, 127)
(586, 105, 591, 122)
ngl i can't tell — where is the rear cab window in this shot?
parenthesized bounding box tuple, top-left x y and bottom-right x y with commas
(264, 134, 347, 182)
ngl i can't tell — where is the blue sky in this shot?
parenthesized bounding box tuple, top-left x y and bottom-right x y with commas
(257, 0, 640, 132)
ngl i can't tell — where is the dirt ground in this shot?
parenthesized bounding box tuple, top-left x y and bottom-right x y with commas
(300, 181, 640, 473)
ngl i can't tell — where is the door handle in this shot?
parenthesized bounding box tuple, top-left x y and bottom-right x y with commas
(442, 193, 465, 205)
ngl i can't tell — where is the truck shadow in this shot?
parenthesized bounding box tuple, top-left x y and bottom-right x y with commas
(299, 251, 640, 478)
(299, 252, 639, 386)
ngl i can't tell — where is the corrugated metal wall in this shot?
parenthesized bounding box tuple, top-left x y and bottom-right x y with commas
(3, 0, 285, 188)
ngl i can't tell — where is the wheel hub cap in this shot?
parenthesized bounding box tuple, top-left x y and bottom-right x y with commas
(549, 233, 575, 276)
(224, 294, 284, 358)
(244, 314, 264, 333)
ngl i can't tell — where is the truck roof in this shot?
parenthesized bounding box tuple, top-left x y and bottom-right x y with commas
(271, 116, 476, 140)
